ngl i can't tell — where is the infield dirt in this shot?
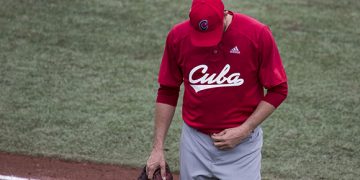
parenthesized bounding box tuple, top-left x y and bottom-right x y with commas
(0, 152, 179, 180)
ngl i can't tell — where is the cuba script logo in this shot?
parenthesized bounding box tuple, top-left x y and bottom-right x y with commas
(189, 64, 244, 93)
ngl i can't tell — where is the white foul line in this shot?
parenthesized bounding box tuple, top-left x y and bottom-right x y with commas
(0, 175, 39, 180)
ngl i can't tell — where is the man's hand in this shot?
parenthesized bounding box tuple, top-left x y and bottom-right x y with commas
(211, 125, 252, 150)
(146, 149, 166, 180)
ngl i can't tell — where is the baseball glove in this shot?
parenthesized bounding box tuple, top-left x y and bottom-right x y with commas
(138, 163, 173, 180)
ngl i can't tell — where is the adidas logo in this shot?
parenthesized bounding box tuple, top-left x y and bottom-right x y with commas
(230, 46, 240, 54)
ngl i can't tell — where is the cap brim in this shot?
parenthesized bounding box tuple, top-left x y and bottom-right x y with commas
(190, 24, 223, 47)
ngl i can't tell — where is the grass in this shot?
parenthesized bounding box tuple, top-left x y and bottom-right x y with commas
(0, 0, 359, 179)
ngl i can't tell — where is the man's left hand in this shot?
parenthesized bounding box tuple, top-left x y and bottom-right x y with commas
(211, 125, 252, 150)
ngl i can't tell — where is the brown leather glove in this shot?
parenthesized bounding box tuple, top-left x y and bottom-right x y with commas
(138, 163, 173, 180)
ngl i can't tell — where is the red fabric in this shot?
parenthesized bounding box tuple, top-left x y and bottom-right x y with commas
(189, 0, 224, 47)
(263, 82, 288, 108)
(156, 85, 180, 107)
(157, 13, 288, 134)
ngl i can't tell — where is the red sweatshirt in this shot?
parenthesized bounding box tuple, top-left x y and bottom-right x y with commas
(157, 12, 288, 134)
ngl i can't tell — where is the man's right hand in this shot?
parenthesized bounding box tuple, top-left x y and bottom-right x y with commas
(146, 149, 166, 180)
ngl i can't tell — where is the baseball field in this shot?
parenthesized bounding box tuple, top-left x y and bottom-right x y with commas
(0, 0, 359, 179)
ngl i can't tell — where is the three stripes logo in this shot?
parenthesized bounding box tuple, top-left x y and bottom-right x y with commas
(230, 46, 240, 54)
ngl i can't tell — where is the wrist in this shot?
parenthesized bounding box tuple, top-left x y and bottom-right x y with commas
(239, 123, 254, 135)
(152, 146, 164, 152)
(152, 143, 164, 151)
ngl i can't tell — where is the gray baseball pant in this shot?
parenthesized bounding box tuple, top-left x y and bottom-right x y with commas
(180, 122, 263, 180)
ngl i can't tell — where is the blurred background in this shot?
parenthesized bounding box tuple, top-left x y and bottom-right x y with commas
(0, 0, 359, 179)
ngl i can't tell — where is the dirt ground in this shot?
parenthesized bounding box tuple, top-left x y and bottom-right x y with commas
(0, 152, 179, 180)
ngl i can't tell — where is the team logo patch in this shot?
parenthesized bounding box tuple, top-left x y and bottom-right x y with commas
(198, 20, 208, 31)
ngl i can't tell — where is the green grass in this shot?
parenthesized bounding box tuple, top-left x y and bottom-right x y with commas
(0, 0, 359, 179)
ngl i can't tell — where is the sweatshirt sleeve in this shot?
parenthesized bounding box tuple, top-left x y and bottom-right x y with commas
(263, 82, 288, 108)
(258, 26, 288, 108)
(156, 85, 180, 106)
(156, 30, 183, 107)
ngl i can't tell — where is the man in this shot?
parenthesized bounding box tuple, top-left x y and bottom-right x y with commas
(146, 0, 288, 179)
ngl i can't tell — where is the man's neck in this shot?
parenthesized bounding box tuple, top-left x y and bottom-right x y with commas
(224, 11, 233, 32)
